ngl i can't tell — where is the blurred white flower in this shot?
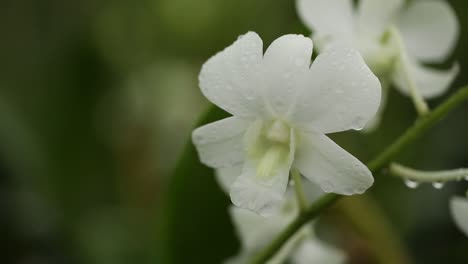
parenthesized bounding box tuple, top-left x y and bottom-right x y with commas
(224, 184, 346, 264)
(297, 0, 459, 128)
(192, 32, 380, 216)
(450, 196, 468, 237)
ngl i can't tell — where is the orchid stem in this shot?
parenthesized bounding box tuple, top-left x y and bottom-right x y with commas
(249, 85, 468, 264)
(291, 169, 308, 213)
(390, 163, 468, 183)
(389, 26, 429, 116)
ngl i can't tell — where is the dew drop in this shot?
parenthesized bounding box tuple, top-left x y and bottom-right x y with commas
(244, 89, 255, 101)
(404, 179, 419, 189)
(432, 181, 444, 189)
(322, 181, 334, 193)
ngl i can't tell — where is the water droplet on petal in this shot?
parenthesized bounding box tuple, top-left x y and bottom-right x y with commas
(322, 181, 334, 193)
(244, 89, 255, 101)
(404, 179, 419, 189)
(432, 181, 444, 189)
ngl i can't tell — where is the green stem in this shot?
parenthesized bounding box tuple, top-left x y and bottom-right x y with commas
(389, 27, 429, 116)
(249, 86, 468, 264)
(291, 169, 308, 213)
(390, 163, 468, 183)
(249, 194, 339, 264)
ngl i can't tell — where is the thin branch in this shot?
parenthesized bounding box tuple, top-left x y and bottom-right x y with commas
(249, 86, 468, 264)
(390, 163, 468, 183)
(291, 169, 308, 213)
(388, 26, 429, 116)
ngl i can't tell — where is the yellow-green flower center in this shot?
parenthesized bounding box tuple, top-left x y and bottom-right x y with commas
(247, 119, 294, 180)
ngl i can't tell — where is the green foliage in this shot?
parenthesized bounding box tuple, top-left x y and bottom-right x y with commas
(162, 106, 239, 264)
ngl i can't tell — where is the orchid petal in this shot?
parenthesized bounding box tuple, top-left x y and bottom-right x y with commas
(392, 58, 459, 99)
(450, 197, 468, 237)
(192, 117, 249, 168)
(356, 0, 404, 37)
(291, 238, 346, 264)
(262, 34, 313, 116)
(199, 32, 266, 118)
(296, 0, 354, 43)
(397, 0, 459, 63)
(215, 165, 242, 194)
(295, 132, 373, 195)
(230, 129, 296, 216)
(291, 47, 381, 133)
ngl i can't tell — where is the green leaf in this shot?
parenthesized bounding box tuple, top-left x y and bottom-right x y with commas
(161, 106, 239, 264)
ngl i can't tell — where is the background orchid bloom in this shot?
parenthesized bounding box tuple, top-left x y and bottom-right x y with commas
(297, 0, 460, 129)
(224, 183, 346, 264)
(192, 32, 381, 216)
(450, 196, 468, 237)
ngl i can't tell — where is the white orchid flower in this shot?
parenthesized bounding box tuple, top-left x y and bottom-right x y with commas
(297, 0, 459, 128)
(192, 32, 381, 216)
(450, 196, 468, 237)
(224, 183, 346, 264)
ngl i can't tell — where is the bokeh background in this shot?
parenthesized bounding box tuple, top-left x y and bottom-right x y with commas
(0, 0, 467, 263)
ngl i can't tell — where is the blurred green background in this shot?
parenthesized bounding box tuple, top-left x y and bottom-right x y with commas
(0, 0, 467, 263)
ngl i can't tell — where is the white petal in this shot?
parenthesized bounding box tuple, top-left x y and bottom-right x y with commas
(290, 47, 381, 134)
(450, 197, 468, 237)
(295, 132, 373, 195)
(296, 0, 355, 41)
(229, 206, 289, 250)
(356, 0, 404, 37)
(230, 161, 289, 216)
(199, 32, 266, 118)
(392, 58, 459, 99)
(300, 178, 326, 204)
(230, 130, 296, 216)
(229, 206, 269, 250)
(363, 81, 390, 132)
(215, 165, 242, 194)
(397, 0, 459, 62)
(192, 117, 250, 168)
(261, 35, 313, 116)
(291, 238, 346, 264)
(228, 203, 306, 264)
